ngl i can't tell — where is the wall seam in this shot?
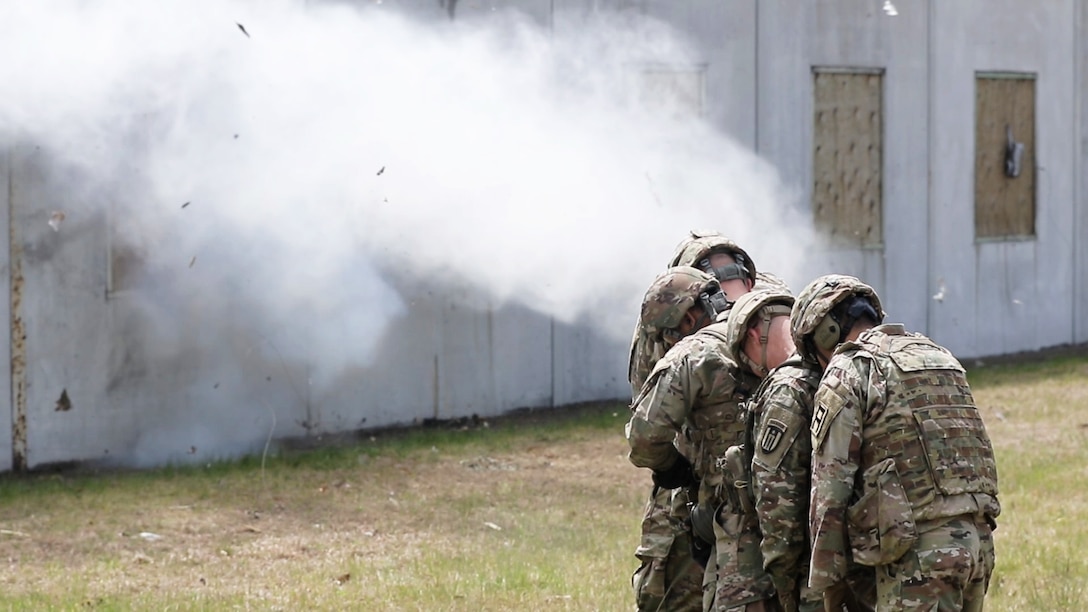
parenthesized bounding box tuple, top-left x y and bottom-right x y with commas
(925, 0, 935, 337)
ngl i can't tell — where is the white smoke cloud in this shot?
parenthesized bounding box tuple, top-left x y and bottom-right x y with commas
(0, 0, 810, 408)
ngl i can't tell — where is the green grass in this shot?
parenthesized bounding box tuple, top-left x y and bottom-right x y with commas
(0, 357, 1086, 610)
(965, 355, 1088, 611)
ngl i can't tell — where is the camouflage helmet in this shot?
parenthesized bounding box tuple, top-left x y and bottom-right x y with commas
(668, 230, 758, 285)
(640, 266, 728, 344)
(791, 274, 885, 363)
(725, 289, 795, 377)
(753, 271, 791, 294)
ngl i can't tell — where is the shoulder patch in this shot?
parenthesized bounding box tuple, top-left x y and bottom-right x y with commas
(752, 396, 806, 472)
(811, 374, 847, 451)
(759, 418, 788, 455)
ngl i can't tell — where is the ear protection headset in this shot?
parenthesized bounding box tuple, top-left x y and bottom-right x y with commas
(812, 296, 883, 352)
(699, 288, 732, 318)
(660, 284, 731, 346)
(812, 314, 842, 352)
(697, 252, 751, 283)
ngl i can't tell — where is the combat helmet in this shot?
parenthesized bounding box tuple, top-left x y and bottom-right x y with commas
(791, 274, 885, 364)
(668, 230, 757, 285)
(640, 266, 731, 346)
(725, 289, 795, 377)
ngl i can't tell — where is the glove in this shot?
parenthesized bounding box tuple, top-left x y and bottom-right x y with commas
(684, 502, 716, 569)
(651, 455, 697, 490)
(688, 530, 713, 568)
(688, 502, 717, 545)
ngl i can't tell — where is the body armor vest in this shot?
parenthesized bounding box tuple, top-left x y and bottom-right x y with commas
(854, 330, 1000, 522)
(683, 323, 753, 506)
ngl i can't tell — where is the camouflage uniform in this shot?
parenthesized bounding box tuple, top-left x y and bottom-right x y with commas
(809, 324, 1000, 611)
(629, 298, 701, 612)
(628, 231, 768, 612)
(746, 355, 825, 612)
(627, 320, 775, 611)
(628, 267, 727, 612)
(723, 289, 876, 612)
(630, 230, 770, 397)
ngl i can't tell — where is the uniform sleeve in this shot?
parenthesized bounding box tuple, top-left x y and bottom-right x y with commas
(807, 355, 876, 592)
(750, 382, 811, 608)
(626, 350, 701, 471)
(627, 321, 664, 400)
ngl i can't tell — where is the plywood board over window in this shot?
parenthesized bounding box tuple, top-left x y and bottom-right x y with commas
(812, 68, 884, 249)
(975, 73, 1035, 240)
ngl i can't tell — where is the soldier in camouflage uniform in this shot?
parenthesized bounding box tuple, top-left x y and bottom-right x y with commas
(723, 290, 875, 612)
(629, 231, 770, 394)
(627, 266, 778, 612)
(628, 231, 782, 612)
(793, 275, 1000, 611)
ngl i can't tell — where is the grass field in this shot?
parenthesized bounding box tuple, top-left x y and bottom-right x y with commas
(1, 354, 1086, 610)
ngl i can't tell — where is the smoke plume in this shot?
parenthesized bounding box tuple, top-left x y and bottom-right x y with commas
(0, 0, 812, 464)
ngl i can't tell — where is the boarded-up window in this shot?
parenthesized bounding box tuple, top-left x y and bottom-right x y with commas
(975, 74, 1035, 239)
(639, 66, 706, 119)
(812, 68, 883, 248)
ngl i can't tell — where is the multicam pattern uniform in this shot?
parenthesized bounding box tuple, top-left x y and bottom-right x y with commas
(746, 355, 824, 612)
(628, 278, 707, 612)
(629, 272, 792, 394)
(626, 270, 788, 611)
(809, 324, 1000, 611)
(627, 321, 775, 611)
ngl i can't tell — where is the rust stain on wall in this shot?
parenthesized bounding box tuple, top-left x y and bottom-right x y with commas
(9, 164, 26, 471)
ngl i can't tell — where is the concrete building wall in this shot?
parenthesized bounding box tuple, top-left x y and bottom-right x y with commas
(1077, 0, 1088, 346)
(927, 0, 1076, 357)
(1079, 0, 1088, 344)
(0, 148, 12, 473)
(4, 0, 1086, 470)
(756, 0, 931, 335)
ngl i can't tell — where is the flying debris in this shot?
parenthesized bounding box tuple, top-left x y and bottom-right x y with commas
(55, 389, 72, 412)
(181, 201, 191, 209)
(236, 22, 250, 38)
(377, 166, 385, 176)
(882, 1, 899, 16)
(189, 256, 197, 268)
(932, 277, 947, 302)
(48, 211, 66, 231)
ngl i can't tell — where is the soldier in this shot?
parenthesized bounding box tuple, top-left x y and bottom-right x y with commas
(628, 231, 780, 612)
(627, 266, 777, 612)
(723, 290, 875, 612)
(792, 275, 1000, 611)
(629, 231, 769, 395)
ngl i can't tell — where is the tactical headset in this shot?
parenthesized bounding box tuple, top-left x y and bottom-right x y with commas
(660, 284, 732, 345)
(812, 295, 883, 352)
(697, 252, 751, 284)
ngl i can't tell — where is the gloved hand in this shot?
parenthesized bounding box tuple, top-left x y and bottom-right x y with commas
(688, 502, 717, 545)
(651, 455, 697, 490)
(688, 530, 713, 569)
(686, 502, 716, 569)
